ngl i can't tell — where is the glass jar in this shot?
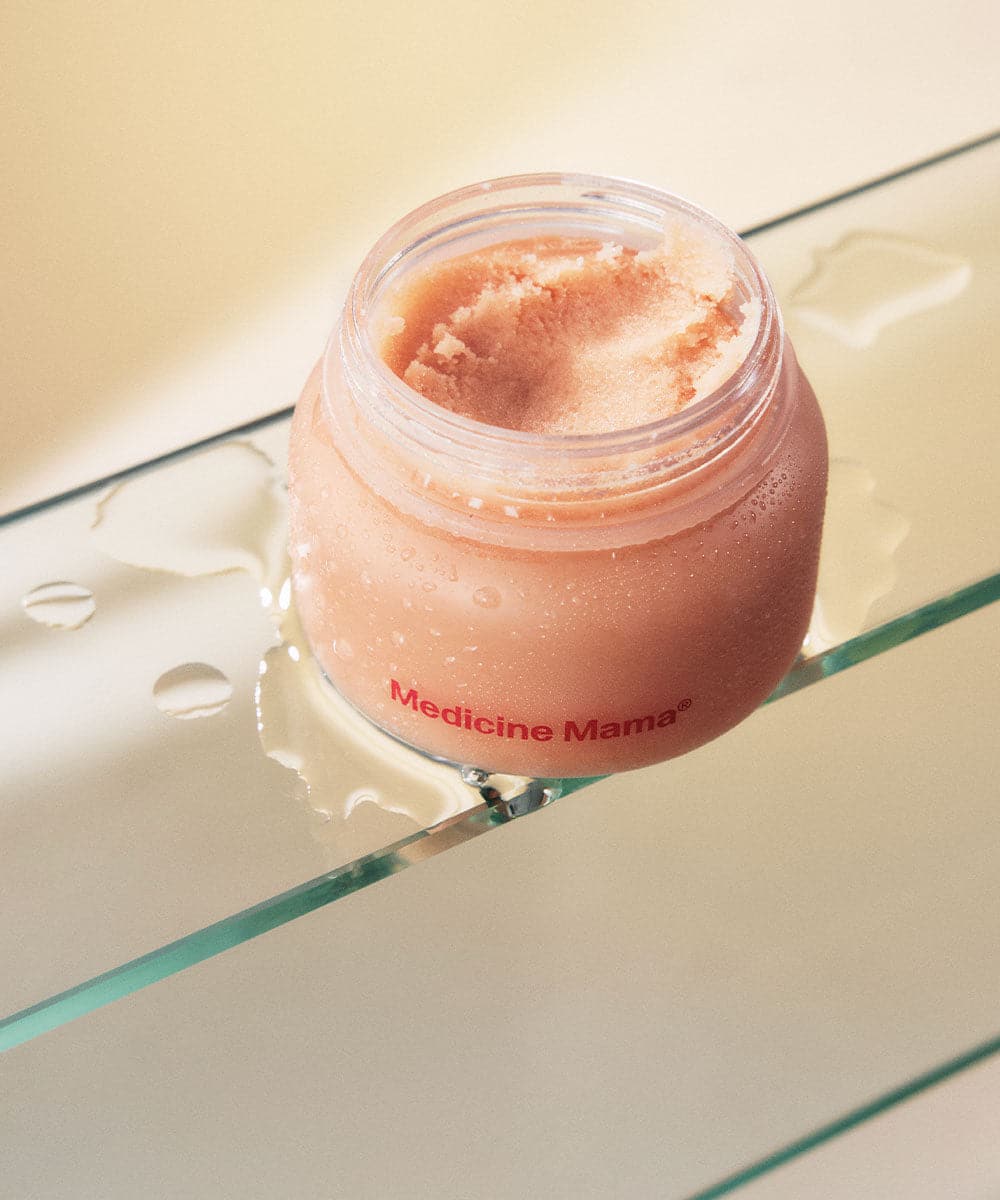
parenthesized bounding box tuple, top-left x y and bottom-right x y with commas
(288, 174, 828, 777)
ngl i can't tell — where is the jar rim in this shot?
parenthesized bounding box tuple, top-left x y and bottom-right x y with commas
(334, 171, 783, 467)
(321, 173, 791, 550)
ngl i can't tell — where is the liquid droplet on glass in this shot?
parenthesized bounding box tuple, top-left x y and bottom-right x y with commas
(20, 581, 96, 630)
(153, 662, 234, 720)
(804, 458, 910, 654)
(791, 232, 971, 348)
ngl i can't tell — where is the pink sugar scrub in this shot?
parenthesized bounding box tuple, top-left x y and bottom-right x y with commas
(380, 229, 759, 435)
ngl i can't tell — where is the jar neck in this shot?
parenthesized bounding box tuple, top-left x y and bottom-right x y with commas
(325, 173, 787, 550)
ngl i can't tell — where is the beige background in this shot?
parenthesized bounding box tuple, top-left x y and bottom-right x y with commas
(3, 0, 997, 511)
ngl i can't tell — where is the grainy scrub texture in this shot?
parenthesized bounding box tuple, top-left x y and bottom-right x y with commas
(383, 230, 758, 435)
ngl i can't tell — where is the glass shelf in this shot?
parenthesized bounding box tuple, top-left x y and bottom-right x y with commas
(2, 133, 999, 1196)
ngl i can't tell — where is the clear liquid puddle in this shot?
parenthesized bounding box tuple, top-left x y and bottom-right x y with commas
(254, 601, 476, 834)
(791, 232, 971, 348)
(87, 437, 481, 838)
(80, 429, 908, 821)
(153, 663, 233, 719)
(805, 458, 910, 654)
(20, 581, 97, 630)
(92, 441, 287, 595)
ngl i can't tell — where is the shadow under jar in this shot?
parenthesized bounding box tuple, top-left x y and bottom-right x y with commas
(288, 174, 828, 778)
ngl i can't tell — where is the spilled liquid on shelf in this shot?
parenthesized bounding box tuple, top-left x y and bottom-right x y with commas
(89, 440, 480, 843)
(791, 232, 971, 348)
(254, 601, 477, 834)
(85, 434, 912, 825)
(805, 458, 910, 654)
(153, 663, 234, 720)
(20, 581, 96, 630)
(91, 441, 288, 593)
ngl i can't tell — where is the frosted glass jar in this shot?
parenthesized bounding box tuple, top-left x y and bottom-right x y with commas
(288, 175, 827, 777)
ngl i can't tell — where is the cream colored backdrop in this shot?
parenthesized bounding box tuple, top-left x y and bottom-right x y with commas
(3, 0, 997, 510)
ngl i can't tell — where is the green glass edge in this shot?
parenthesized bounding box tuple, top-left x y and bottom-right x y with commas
(684, 1030, 1000, 1200)
(3, 573, 997, 1055)
(0, 804, 493, 1052)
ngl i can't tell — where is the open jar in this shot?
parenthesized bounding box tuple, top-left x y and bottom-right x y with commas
(288, 174, 828, 777)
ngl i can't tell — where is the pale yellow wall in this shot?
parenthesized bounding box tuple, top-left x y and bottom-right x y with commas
(3, 1, 997, 510)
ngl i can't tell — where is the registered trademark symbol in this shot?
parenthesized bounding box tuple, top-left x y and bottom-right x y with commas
(677, 697, 692, 710)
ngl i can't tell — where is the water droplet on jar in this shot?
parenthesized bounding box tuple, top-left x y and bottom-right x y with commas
(333, 639, 355, 661)
(400, 547, 415, 561)
(422, 580, 437, 592)
(153, 663, 233, 719)
(21, 581, 96, 630)
(391, 630, 405, 647)
(472, 586, 502, 609)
